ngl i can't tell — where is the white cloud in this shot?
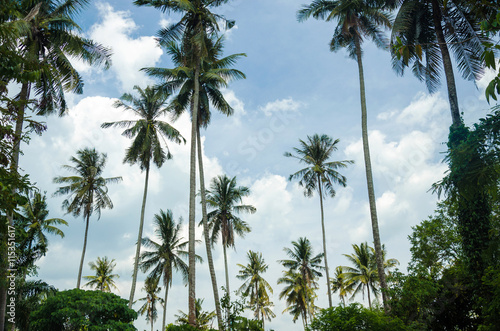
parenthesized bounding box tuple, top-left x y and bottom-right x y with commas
(89, 3, 163, 91)
(260, 97, 303, 116)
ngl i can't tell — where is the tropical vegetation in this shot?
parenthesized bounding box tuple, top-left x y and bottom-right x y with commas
(1, 0, 500, 330)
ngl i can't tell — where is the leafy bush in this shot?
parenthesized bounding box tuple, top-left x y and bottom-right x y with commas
(307, 303, 410, 331)
(30, 289, 137, 330)
(166, 324, 217, 331)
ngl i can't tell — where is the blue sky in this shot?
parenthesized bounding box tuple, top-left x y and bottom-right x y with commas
(17, 1, 497, 330)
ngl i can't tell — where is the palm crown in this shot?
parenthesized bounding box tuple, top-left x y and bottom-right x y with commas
(297, 0, 393, 60)
(83, 256, 120, 293)
(102, 85, 185, 171)
(285, 133, 353, 198)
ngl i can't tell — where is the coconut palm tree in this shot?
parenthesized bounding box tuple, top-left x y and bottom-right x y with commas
(176, 298, 216, 330)
(83, 256, 119, 293)
(279, 237, 323, 324)
(278, 269, 317, 328)
(342, 242, 399, 308)
(205, 175, 256, 297)
(341, 242, 379, 308)
(236, 250, 274, 325)
(391, 0, 486, 127)
(11, 0, 111, 178)
(53, 147, 122, 289)
(137, 276, 164, 331)
(140, 209, 200, 331)
(143, 35, 245, 328)
(297, 0, 394, 310)
(101, 85, 184, 308)
(21, 190, 67, 255)
(132, 0, 236, 323)
(285, 134, 353, 307)
(330, 266, 354, 306)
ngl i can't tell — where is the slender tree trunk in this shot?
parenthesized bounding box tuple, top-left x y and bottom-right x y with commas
(188, 62, 200, 326)
(354, 34, 389, 312)
(367, 285, 372, 309)
(162, 283, 169, 331)
(222, 242, 230, 298)
(431, 0, 461, 127)
(77, 214, 91, 289)
(317, 174, 332, 308)
(129, 164, 150, 308)
(197, 128, 224, 330)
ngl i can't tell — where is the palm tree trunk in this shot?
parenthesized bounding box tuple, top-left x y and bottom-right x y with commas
(197, 127, 224, 330)
(222, 242, 230, 298)
(317, 174, 332, 308)
(129, 164, 150, 308)
(188, 61, 201, 326)
(431, 0, 461, 127)
(367, 285, 372, 309)
(354, 34, 389, 312)
(162, 283, 169, 331)
(77, 214, 91, 289)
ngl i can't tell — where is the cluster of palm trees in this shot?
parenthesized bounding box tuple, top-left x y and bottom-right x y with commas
(1, 0, 490, 328)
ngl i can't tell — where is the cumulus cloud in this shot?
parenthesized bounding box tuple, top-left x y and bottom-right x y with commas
(88, 3, 163, 91)
(260, 97, 303, 116)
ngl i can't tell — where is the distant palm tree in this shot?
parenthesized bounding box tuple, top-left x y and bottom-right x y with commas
(21, 190, 67, 255)
(140, 209, 197, 331)
(297, 0, 394, 310)
(101, 85, 184, 308)
(330, 266, 354, 306)
(278, 269, 317, 328)
(137, 276, 164, 331)
(279, 237, 323, 327)
(205, 175, 256, 297)
(53, 147, 122, 289)
(236, 250, 274, 326)
(83, 256, 119, 293)
(285, 134, 352, 307)
(342, 242, 399, 308)
(176, 298, 216, 330)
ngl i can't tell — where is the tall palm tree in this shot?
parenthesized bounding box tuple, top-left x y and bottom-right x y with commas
(53, 147, 122, 289)
(137, 276, 164, 331)
(297, 0, 394, 310)
(133, 0, 236, 323)
(278, 269, 317, 328)
(330, 266, 354, 306)
(1, 1, 110, 325)
(391, 0, 486, 127)
(144, 35, 245, 329)
(205, 175, 256, 297)
(285, 134, 353, 307)
(140, 209, 198, 331)
(21, 190, 67, 255)
(279, 237, 323, 327)
(83, 256, 119, 293)
(236, 250, 274, 325)
(11, 0, 111, 179)
(101, 85, 184, 308)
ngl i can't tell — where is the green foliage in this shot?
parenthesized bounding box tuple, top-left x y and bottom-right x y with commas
(176, 298, 216, 330)
(306, 303, 410, 331)
(478, 266, 500, 330)
(13, 280, 57, 331)
(220, 291, 263, 331)
(166, 324, 217, 331)
(30, 289, 137, 330)
(407, 202, 461, 278)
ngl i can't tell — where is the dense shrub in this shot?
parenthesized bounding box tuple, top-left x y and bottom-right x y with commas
(307, 303, 410, 331)
(30, 289, 137, 330)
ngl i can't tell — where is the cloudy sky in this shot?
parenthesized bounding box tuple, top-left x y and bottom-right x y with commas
(18, 0, 496, 330)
